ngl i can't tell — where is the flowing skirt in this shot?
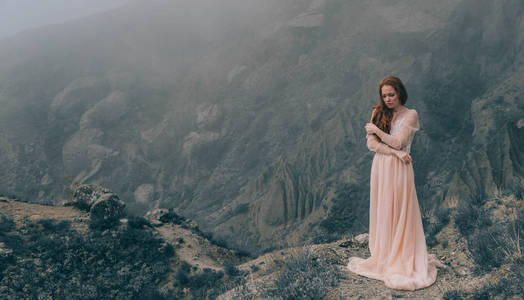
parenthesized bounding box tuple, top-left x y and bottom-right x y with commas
(347, 153, 439, 290)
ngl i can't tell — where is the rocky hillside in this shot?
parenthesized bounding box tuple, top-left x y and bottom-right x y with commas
(0, 0, 523, 255)
(1, 183, 522, 299)
(0, 184, 251, 299)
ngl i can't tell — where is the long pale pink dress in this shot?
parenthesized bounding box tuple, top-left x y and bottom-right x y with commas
(347, 108, 439, 291)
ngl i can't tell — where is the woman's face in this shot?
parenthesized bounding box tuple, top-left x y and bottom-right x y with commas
(381, 85, 400, 110)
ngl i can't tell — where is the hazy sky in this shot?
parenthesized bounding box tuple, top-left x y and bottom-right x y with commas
(0, 0, 130, 40)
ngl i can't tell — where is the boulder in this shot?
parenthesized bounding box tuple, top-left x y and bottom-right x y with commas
(144, 208, 170, 227)
(144, 208, 198, 230)
(89, 193, 125, 229)
(353, 233, 369, 244)
(338, 233, 369, 248)
(71, 183, 112, 210)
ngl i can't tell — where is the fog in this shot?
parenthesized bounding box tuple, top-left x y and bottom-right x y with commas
(0, 0, 130, 40)
(0, 0, 284, 41)
(0, 0, 522, 261)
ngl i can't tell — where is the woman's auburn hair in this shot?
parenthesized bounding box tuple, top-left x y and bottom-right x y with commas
(372, 76, 408, 134)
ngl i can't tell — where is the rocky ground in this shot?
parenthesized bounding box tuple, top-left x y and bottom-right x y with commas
(221, 223, 483, 299)
(1, 190, 522, 299)
(217, 194, 523, 299)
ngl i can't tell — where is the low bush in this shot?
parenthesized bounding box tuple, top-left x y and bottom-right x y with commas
(455, 201, 491, 237)
(262, 248, 345, 299)
(502, 178, 524, 199)
(0, 217, 175, 299)
(173, 259, 249, 299)
(442, 290, 467, 299)
(446, 256, 524, 300)
(127, 215, 152, 229)
(447, 191, 524, 299)
(174, 266, 226, 299)
(173, 262, 191, 286)
(468, 224, 507, 273)
(224, 260, 241, 277)
(0, 213, 14, 232)
(422, 206, 451, 248)
(159, 209, 186, 225)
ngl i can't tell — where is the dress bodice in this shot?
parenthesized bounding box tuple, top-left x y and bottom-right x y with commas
(390, 111, 417, 154)
(366, 108, 420, 156)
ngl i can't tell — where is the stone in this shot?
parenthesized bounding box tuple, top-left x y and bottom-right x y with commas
(338, 233, 369, 248)
(0, 242, 13, 256)
(353, 233, 369, 244)
(89, 193, 125, 228)
(71, 183, 112, 210)
(144, 208, 189, 227)
(144, 208, 171, 227)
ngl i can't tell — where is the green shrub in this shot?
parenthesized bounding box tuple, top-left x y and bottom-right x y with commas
(468, 224, 507, 273)
(224, 260, 247, 277)
(174, 264, 190, 286)
(0, 218, 174, 299)
(442, 290, 467, 299)
(37, 218, 71, 232)
(503, 178, 524, 199)
(448, 194, 524, 298)
(187, 268, 225, 299)
(455, 201, 491, 237)
(159, 209, 186, 225)
(435, 206, 451, 226)
(224, 260, 239, 277)
(127, 215, 152, 229)
(0, 213, 14, 233)
(422, 206, 451, 248)
(262, 248, 345, 299)
(173, 260, 250, 299)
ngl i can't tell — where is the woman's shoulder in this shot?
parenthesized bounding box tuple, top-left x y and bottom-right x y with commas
(406, 108, 420, 128)
(407, 108, 418, 118)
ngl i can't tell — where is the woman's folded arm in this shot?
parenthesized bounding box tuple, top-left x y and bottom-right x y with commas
(367, 133, 395, 155)
(374, 110, 419, 150)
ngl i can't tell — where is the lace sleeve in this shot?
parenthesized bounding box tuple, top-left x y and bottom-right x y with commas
(367, 133, 395, 155)
(375, 110, 419, 150)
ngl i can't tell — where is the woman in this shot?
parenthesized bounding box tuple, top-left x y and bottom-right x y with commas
(346, 76, 440, 290)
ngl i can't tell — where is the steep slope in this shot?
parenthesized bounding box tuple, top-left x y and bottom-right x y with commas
(0, 196, 251, 299)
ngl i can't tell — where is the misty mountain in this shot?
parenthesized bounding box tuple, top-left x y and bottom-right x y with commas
(0, 0, 129, 40)
(0, 0, 522, 254)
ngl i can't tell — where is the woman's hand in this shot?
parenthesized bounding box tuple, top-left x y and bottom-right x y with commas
(393, 149, 412, 164)
(365, 123, 379, 135)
